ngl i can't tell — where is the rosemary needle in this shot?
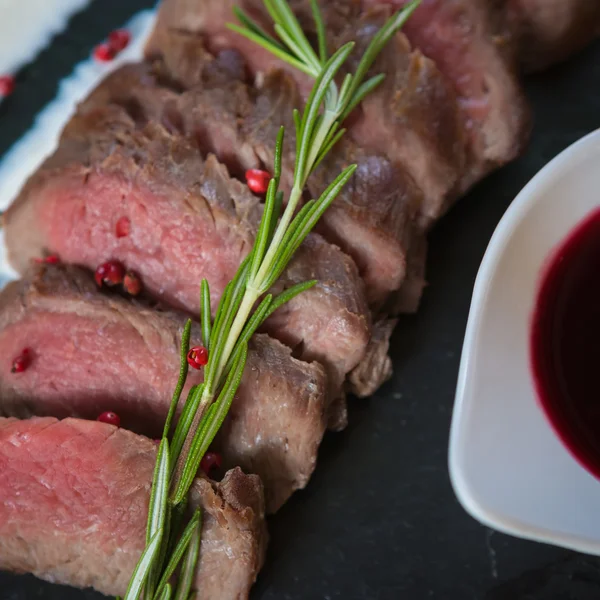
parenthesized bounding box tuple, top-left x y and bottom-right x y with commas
(124, 1, 420, 598)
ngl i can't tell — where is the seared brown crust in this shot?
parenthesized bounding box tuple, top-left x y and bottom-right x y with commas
(388, 231, 428, 315)
(331, 2, 468, 225)
(191, 467, 268, 599)
(348, 318, 397, 397)
(506, 0, 600, 72)
(145, 0, 466, 225)
(0, 416, 267, 599)
(95, 54, 419, 310)
(139, 0, 486, 335)
(4, 99, 370, 424)
(0, 264, 328, 512)
(370, 0, 530, 190)
(246, 69, 424, 307)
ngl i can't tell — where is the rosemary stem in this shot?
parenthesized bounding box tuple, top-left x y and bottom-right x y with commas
(215, 290, 259, 383)
(172, 177, 308, 489)
(171, 396, 211, 494)
(171, 178, 303, 496)
(305, 109, 337, 175)
(252, 183, 304, 285)
(171, 287, 258, 495)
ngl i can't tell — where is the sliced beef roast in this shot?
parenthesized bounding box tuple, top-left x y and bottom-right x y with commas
(506, 0, 600, 72)
(145, 0, 468, 225)
(364, 0, 530, 189)
(326, 2, 468, 222)
(0, 416, 267, 599)
(0, 264, 327, 512)
(80, 58, 423, 309)
(3, 102, 370, 419)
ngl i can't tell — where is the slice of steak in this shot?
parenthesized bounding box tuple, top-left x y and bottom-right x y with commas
(4, 102, 370, 418)
(188, 59, 430, 313)
(506, 0, 600, 72)
(0, 416, 267, 599)
(242, 68, 425, 307)
(93, 53, 422, 309)
(0, 264, 327, 512)
(328, 3, 468, 223)
(366, 0, 530, 189)
(145, 0, 467, 225)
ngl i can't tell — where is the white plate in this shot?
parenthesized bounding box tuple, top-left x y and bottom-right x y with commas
(449, 129, 600, 554)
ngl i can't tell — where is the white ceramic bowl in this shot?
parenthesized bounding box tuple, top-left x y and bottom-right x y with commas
(449, 129, 600, 554)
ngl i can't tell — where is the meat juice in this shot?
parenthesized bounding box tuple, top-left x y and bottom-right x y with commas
(531, 207, 600, 476)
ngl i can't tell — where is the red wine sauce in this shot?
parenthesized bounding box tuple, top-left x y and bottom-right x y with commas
(531, 208, 600, 477)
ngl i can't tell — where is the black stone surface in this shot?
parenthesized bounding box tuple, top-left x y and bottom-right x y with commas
(0, 2, 599, 598)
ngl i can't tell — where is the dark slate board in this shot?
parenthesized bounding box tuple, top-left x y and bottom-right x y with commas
(1, 1, 599, 598)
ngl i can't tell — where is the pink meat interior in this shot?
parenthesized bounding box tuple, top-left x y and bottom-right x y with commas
(0, 417, 152, 549)
(0, 311, 202, 435)
(38, 171, 250, 315)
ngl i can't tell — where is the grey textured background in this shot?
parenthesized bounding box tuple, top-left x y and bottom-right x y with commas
(0, 1, 599, 598)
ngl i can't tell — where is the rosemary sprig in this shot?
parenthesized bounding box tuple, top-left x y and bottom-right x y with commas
(123, 1, 418, 597)
(228, 0, 421, 172)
